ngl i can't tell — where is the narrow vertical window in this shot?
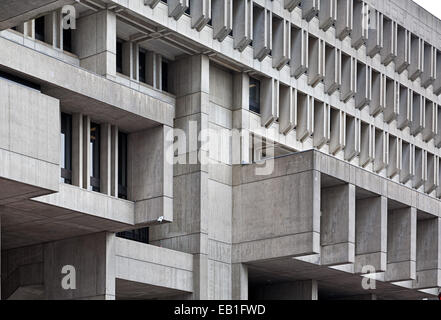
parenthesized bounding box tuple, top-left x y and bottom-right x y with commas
(35, 16, 45, 42)
(139, 49, 146, 84)
(90, 122, 101, 192)
(118, 132, 128, 199)
(162, 59, 169, 92)
(63, 28, 72, 53)
(116, 39, 123, 74)
(249, 77, 261, 114)
(60, 113, 72, 184)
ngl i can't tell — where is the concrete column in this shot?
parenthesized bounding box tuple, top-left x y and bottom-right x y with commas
(296, 93, 314, 142)
(190, 0, 211, 31)
(72, 113, 83, 188)
(380, 18, 397, 66)
(279, 86, 296, 135)
(169, 0, 189, 20)
(409, 35, 424, 81)
(329, 108, 345, 155)
(252, 280, 318, 300)
(395, 26, 411, 74)
(397, 86, 412, 130)
(344, 116, 360, 161)
(370, 71, 385, 116)
(319, 0, 337, 31)
(324, 46, 341, 95)
(74, 10, 117, 79)
(122, 41, 132, 78)
(291, 28, 309, 78)
(335, 0, 353, 41)
(253, 5, 272, 61)
(308, 36, 325, 87)
(261, 77, 278, 128)
(355, 196, 387, 274)
(355, 63, 372, 110)
(232, 264, 248, 300)
(82, 116, 91, 190)
(212, 0, 232, 42)
(272, 17, 291, 70)
(110, 126, 118, 197)
(232, 0, 253, 52)
(232, 72, 251, 164)
(100, 123, 111, 195)
(302, 0, 320, 22)
(313, 101, 330, 149)
(351, 0, 368, 49)
(386, 208, 417, 282)
(321, 184, 356, 266)
(414, 217, 441, 289)
(384, 79, 399, 123)
(340, 54, 356, 102)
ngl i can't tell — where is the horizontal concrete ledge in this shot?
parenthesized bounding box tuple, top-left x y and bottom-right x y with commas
(115, 238, 193, 293)
(0, 37, 175, 130)
(234, 150, 441, 218)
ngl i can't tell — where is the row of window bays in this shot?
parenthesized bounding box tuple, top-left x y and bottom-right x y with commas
(152, 0, 441, 99)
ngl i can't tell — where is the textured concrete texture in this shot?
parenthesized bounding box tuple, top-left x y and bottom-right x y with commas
(1, 0, 441, 300)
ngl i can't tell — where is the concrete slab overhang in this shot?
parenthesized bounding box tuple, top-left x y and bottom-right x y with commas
(232, 150, 441, 298)
(0, 0, 75, 31)
(0, 36, 175, 132)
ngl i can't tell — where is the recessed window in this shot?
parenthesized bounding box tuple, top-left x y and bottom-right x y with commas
(139, 49, 146, 84)
(116, 40, 123, 74)
(35, 16, 45, 42)
(118, 132, 128, 199)
(162, 59, 169, 92)
(63, 28, 72, 53)
(249, 77, 261, 114)
(90, 122, 101, 192)
(60, 113, 72, 184)
(117, 228, 149, 244)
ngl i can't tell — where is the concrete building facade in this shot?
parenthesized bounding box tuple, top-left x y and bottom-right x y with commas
(0, 0, 440, 300)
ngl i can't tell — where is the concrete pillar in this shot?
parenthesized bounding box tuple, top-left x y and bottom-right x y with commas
(313, 101, 330, 149)
(190, 0, 211, 31)
(369, 71, 385, 116)
(232, 72, 251, 164)
(380, 18, 397, 66)
(324, 46, 341, 95)
(319, 0, 337, 31)
(302, 0, 320, 22)
(351, 0, 368, 49)
(335, 0, 353, 41)
(421, 43, 436, 88)
(122, 41, 132, 78)
(232, 264, 248, 300)
(252, 280, 318, 300)
(297, 93, 314, 142)
(329, 108, 345, 155)
(395, 26, 411, 74)
(169, 0, 189, 20)
(253, 5, 272, 61)
(82, 116, 91, 190)
(414, 217, 441, 289)
(308, 36, 325, 87)
(355, 196, 387, 274)
(386, 208, 417, 282)
(291, 28, 308, 78)
(279, 86, 296, 135)
(110, 126, 118, 197)
(355, 63, 372, 110)
(409, 35, 424, 81)
(212, 0, 232, 42)
(397, 86, 412, 130)
(74, 10, 117, 79)
(321, 184, 356, 266)
(100, 123, 111, 195)
(340, 54, 356, 102)
(410, 92, 424, 137)
(260, 77, 278, 128)
(345, 115, 360, 161)
(272, 17, 291, 70)
(72, 113, 83, 188)
(232, 0, 253, 52)
(384, 79, 399, 123)
(422, 100, 437, 143)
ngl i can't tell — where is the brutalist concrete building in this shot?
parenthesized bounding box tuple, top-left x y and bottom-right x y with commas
(0, 0, 440, 300)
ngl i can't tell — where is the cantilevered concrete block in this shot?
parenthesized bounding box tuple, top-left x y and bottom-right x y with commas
(374, 129, 387, 173)
(272, 17, 291, 70)
(384, 79, 399, 123)
(414, 217, 441, 289)
(351, 0, 368, 49)
(313, 101, 330, 148)
(345, 115, 360, 161)
(319, 0, 337, 31)
(395, 25, 411, 74)
(422, 100, 437, 142)
(355, 62, 371, 110)
(329, 108, 345, 155)
(424, 152, 437, 194)
(400, 141, 414, 184)
(397, 86, 412, 130)
(291, 27, 309, 78)
(169, 0, 189, 20)
(279, 86, 296, 135)
(409, 35, 424, 81)
(421, 43, 436, 88)
(191, 0, 211, 31)
(369, 71, 385, 116)
(324, 45, 341, 95)
(308, 36, 325, 87)
(253, 5, 272, 61)
(355, 196, 387, 273)
(410, 92, 425, 137)
(297, 93, 314, 141)
(233, 0, 253, 52)
(302, 0, 320, 22)
(340, 54, 356, 102)
(380, 18, 397, 66)
(212, 0, 233, 42)
(360, 122, 374, 167)
(144, 0, 161, 9)
(321, 184, 356, 266)
(386, 208, 417, 282)
(335, 0, 353, 41)
(284, 0, 301, 12)
(367, 11, 383, 58)
(387, 134, 400, 178)
(261, 78, 279, 128)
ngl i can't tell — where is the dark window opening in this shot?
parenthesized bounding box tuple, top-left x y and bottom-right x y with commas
(63, 28, 72, 53)
(90, 122, 101, 192)
(118, 132, 128, 200)
(35, 16, 45, 42)
(162, 60, 169, 92)
(117, 228, 149, 244)
(139, 49, 146, 84)
(116, 40, 123, 74)
(249, 77, 261, 114)
(61, 113, 72, 184)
